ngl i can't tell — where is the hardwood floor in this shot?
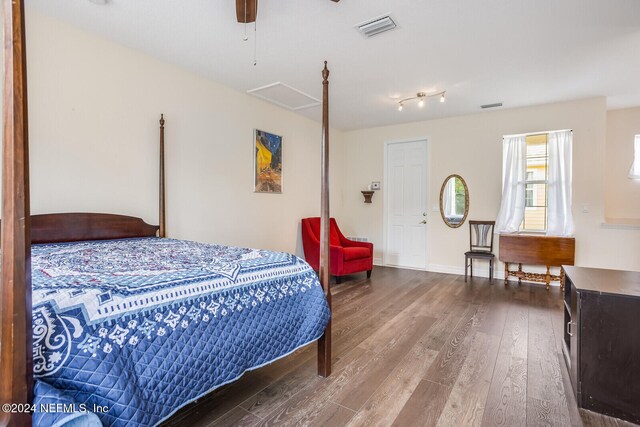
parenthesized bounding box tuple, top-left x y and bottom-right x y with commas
(163, 267, 637, 427)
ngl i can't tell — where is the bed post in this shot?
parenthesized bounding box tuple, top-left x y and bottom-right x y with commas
(0, 0, 34, 424)
(159, 114, 166, 238)
(317, 61, 332, 377)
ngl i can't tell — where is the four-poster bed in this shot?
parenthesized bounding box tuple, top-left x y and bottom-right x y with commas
(0, 1, 333, 425)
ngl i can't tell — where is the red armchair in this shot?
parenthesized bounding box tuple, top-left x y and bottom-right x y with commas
(301, 217, 373, 283)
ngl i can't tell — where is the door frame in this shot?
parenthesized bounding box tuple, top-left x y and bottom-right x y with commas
(382, 137, 431, 270)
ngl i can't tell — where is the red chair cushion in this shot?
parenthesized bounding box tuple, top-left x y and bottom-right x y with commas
(342, 246, 371, 261)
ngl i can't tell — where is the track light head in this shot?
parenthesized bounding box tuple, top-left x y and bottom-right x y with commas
(396, 90, 446, 110)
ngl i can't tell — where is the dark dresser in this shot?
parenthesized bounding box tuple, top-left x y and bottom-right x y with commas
(563, 266, 640, 424)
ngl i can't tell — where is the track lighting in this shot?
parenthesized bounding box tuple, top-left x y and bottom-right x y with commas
(396, 90, 446, 111)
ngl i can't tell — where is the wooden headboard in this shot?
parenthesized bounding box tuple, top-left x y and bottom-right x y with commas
(8, 213, 159, 244)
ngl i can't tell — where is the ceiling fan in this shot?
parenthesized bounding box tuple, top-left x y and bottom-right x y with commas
(235, 0, 340, 23)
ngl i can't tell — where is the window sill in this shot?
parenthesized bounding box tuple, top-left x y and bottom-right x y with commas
(601, 219, 640, 230)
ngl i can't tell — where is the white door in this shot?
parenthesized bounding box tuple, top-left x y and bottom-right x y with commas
(385, 140, 428, 269)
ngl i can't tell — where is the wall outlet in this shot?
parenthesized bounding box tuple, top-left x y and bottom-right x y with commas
(582, 204, 589, 213)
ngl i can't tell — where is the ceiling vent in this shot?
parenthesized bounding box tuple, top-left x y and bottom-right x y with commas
(356, 14, 397, 38)
(247, 82, 320, 111)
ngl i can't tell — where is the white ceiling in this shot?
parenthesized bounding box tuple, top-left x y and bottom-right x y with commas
(28, 0, 640, 130)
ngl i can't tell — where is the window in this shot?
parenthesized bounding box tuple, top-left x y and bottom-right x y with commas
(497, 130, 573, 236)
(630, 135, 640, 180)
(521, 134, 548, 232)
(525, 172, 534, 207)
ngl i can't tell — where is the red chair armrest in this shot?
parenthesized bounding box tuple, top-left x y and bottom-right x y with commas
(330, 245, 344, 255)
(330, 245, 345, 272)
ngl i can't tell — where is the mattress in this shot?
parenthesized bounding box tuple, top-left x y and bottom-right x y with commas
(29, 237, 330, 426)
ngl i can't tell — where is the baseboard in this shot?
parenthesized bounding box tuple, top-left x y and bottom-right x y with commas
(376, 263, 492, 276)
(375, 261, 561, 287)
(427, 263, 496, 279)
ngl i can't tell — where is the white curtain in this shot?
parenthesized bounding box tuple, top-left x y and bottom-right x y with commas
(630, 135, 640, 179)
(495, 135, 527, 233)
(547, 130, 575, 236)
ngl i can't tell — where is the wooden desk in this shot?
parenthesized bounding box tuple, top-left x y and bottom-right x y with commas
(499, 234, 575, 290)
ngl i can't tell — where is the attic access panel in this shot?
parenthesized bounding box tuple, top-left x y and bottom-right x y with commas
(247, 82, 321, 111)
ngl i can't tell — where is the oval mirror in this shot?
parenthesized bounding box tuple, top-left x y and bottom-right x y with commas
(439, 174, 469, 228)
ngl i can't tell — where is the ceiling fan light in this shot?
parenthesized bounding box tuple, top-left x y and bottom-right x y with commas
(418, 99, 424, 107)
(440, 93, 446, 103)
(398, 103, 403, 111)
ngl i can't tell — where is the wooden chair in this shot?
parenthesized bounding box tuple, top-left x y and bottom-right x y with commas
(465, 220, 495, 281)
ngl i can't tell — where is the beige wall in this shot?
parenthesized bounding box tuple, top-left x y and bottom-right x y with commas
(2, 11, 637, 274)
(338, 97, 640, 275)
(1, 9, 344, 257)
(605, 107, 640, 222)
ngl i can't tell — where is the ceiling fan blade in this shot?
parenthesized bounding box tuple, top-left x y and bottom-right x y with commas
(330, 0, 340, 2)
(236, 0, 258, 23)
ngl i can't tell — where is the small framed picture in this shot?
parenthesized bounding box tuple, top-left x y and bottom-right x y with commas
(371, 181, 381, 190)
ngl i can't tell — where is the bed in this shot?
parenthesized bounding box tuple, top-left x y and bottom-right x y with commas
(0, 2, 335, 425)
(30, 236, 329, 426)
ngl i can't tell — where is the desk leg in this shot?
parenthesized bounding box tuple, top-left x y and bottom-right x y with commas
(518, 263, 522, 285)
(545, 266, 551, 291)
(504, 262, 509, 286)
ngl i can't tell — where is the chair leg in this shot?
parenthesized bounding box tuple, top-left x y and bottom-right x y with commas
(366, 269, 372, 279)
(489, 259, 494, 282)
(464, 256, 468, 282)
(470, 258, 473, 278)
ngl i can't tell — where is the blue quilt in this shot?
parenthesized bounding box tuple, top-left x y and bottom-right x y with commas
(30, 237, 330, 426)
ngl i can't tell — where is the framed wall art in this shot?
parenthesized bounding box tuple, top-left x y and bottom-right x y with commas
(254, 129, 283, 193)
